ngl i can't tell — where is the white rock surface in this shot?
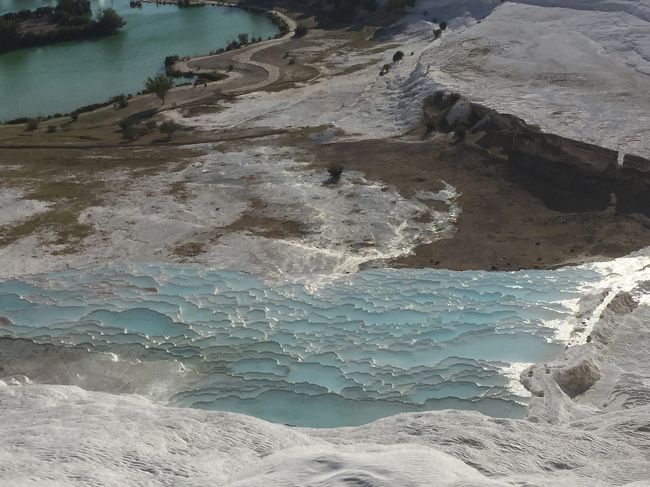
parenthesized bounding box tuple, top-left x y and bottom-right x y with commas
(421, 1, 650, 158)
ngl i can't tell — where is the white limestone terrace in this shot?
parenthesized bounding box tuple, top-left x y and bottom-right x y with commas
(2, 2, 650, 485)
(0, 188, 50, 227)
(1, 275, 650, 487)
(2, 250, 650, 485)
(173, 0, 650, 160)
(421, 0, 650, 159)
(0, 145, 460, 282)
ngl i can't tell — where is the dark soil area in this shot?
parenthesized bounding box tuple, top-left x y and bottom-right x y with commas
(305, 137, 650, 271)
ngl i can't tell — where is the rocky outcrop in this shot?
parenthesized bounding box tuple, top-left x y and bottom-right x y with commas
(553, 357, 601, 398)
(617, 154, 650, 214)
(422, 92, 650, 216)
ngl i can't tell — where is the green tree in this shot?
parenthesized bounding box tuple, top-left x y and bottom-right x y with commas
(145, 74, 174, 104)
(95, 8, 125, 33)
(0, 18, 19, 46)
(54, 0, 91, 24)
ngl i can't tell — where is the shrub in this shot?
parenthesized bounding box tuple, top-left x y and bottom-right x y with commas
(164, 55, 180, 67)
(25, 118, 39, 131)
(393, 50, 404, 62)
(95, 8, 125, 33)
(159, 120, 181, 139)
(5, 117, 31, 125)
(439, 21, 447, 30)
(363, 0, 378, 12)
(47, 124, 58, 133)
(237, 32, 249, 45)
(433, 28, 442, 39)
(327, 165, 344, 180)
(121, 124, 139, 141)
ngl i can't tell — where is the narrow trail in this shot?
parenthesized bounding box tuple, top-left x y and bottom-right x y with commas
(175, 7, 296, 94)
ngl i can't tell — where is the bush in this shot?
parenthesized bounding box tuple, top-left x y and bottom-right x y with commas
(393, 50, 404, 62)
(55, 0, 91, 23)
(439, 21, 447, 30)
(5, 117, 30, 125)
(433, 28, 442, 39)
(25, 118, 39, 131)
(327, 165, 344, 180)
(197, 71, 226, 82)
(159, 120, 181, 139)
(95, 8, 125, 33)
(164, 55, 179, 67)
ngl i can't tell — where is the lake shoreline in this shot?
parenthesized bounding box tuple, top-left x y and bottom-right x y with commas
(0, 0, 281, 122)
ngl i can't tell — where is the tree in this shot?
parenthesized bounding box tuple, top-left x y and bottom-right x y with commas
(393, 50, 404, 62)
(363, 0, 377, 12)
(25, 118, 39, 131)
(0, 18, 19, 46)
(95, 8, 125, 33)
(145, 74, 174, 104)
(56, 0, 91, 17)
(54, 0, 91, 24)
(237, 32, 249, 45)
(159, 120, 180, 140)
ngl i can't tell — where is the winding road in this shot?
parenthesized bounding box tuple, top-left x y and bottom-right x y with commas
(175, 7, 296, 94)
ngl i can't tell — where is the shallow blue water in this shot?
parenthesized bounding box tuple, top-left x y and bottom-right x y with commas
(0, 264, 601, 426)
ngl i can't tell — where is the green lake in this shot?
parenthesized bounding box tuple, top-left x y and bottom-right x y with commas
(0, 0, 279, 121)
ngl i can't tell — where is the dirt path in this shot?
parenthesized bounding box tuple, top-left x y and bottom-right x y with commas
(175, 7, 296, 94)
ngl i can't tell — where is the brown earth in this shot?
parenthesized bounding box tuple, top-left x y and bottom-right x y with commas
(304, 136, 650, 272)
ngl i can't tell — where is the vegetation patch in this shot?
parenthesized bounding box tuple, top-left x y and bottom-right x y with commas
(173, 242, 206, 258)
